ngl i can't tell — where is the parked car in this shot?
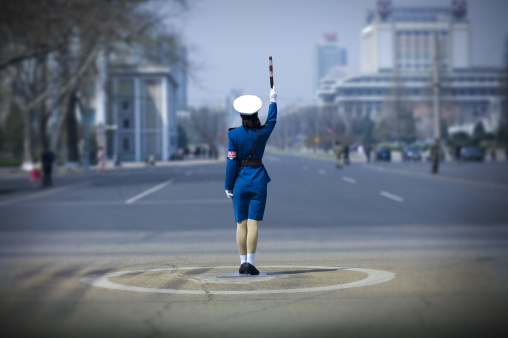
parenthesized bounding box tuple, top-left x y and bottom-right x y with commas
(461, 146, 484, 162)
(401, 146, 422, 161)
(376, 147, 391, 161)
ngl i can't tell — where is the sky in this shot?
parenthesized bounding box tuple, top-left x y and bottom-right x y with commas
(171, 0, 508, 111)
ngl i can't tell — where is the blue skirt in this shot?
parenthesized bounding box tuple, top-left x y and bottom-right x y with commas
(232, 184, 267, 222)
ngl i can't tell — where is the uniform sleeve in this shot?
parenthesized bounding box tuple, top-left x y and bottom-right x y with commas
(263, 103, 277, 135)
(224, 133, 238, 190)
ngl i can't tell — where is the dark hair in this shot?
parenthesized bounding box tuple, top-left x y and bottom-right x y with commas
(241, 113, 261, 130)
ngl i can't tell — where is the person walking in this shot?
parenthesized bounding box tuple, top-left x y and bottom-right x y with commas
(455, 142, 462, 166)
(40, 146, 55, 187)
(96, 146, 106, 175)
(333, 141, 343, 169)
(431, 139, 440, 174)
(224, 87, 277, 275)
(365, 144, 372, 163)
(30, 161, 42, 187)
(343, 143, 350, 165)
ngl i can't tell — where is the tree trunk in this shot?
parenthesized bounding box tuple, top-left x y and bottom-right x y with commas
(65, 91, 80, 163)
(22, 109, 33, 164)
(38, 104, 49, 149)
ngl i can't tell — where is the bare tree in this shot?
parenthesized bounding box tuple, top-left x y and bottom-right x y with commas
(190, 106, 226, 159)
(1, 0, 188, 164)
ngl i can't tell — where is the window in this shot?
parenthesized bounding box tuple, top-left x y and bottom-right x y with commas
(122, 101, 129, 111)
(123, 138, 130, 151)
(123, 118, 130, 129)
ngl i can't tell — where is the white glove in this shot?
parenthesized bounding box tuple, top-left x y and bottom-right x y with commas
(270, 86, 277, 103)
(225, 190, 233, 199)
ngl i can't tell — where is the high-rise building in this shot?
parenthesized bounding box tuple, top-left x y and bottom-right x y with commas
(318, 1, 505, 139)
(313, 33, 347, 100)
(361, 0, 470, 73)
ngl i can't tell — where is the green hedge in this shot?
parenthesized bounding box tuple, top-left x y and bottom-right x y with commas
(0, 157, 22, 167)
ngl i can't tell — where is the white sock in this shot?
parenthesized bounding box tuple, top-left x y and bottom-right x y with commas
(247, 253, 255, 265)
(240, 255, 247, 264)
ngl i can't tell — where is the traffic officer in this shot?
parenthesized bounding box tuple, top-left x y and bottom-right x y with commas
(225, 87, 277, 275)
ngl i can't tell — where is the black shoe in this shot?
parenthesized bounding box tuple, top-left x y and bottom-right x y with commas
(247, 263, 259, 275)
(239, 262, 249, 274)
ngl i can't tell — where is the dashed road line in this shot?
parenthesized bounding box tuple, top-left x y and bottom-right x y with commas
(342, 176, 357, 184)
(185, 171, 193, 176)
(15, 198, 230, 207)
(318, 169, 326, 175)
(380, 190, 404, 203)
(125, 179, 172, 204)
(364, 164, 508, 191)
(136, 199, 228, 205)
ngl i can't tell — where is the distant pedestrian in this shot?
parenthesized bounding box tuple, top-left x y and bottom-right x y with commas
(490, 148, 496, 162)
(343, 143, 350, 165)
(149, 154, 155, 166)
(431, 139, 440, 174)
(96, 146, 106, 175)
(114, 153, 122, 167)
(40, 146, 55, 187)
(333, 141, 343, 169)
(365, 144, 372, 163)
(454, 143, 462, 166)
(30, 161, 41, 186)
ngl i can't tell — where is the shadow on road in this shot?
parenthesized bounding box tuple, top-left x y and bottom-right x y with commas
(267, 268, 345, 276)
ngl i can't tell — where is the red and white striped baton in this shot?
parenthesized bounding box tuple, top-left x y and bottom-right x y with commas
(269, 56, 274, 88)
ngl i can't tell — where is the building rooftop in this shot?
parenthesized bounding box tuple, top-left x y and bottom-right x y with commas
(366, 1, 468, 24)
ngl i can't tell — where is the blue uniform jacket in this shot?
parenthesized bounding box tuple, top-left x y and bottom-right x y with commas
(224, 103, 277, 190)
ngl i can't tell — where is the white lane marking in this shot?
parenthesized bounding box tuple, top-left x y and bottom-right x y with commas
(318, 169, 326, 175)
(1, 198, 230, 207)
(342, 176, 357, 184)
(303, 166, 309, 170)
(136, 199, 228, 205)
(364, 164, 508, 191)
(380, 190, 404, 203)
(81, 265, 396, 295)
(0, 182, 89, 206)
(125, 180, 172, 204)
(185, 171, 193, 176)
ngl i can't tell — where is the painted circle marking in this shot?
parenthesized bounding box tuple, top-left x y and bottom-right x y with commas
(81, 265, 395, 295)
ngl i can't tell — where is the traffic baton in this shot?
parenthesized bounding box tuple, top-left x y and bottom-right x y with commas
(269, 56, 273, 88)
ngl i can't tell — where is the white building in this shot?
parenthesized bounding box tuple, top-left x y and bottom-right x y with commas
(318, 1, 505, 139)
(361, 1, 470, 73)
(107, 66, 178, 162)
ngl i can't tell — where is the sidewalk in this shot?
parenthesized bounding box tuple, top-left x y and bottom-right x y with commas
(0, 157, 225, 181)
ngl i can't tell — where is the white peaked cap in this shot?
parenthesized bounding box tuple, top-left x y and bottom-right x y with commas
(233, 95, 262, 115)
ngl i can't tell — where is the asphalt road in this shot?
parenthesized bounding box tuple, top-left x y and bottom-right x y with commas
(1, 155, 507, 337)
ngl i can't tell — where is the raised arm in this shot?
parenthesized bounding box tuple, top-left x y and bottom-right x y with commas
(264, 87, 278, 134)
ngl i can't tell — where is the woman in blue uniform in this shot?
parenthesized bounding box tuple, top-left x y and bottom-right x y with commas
(224, 87, 277, 275)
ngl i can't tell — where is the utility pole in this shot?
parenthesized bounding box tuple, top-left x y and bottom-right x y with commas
(432, 32, 441, 141)
(431, 32, 442, 174)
